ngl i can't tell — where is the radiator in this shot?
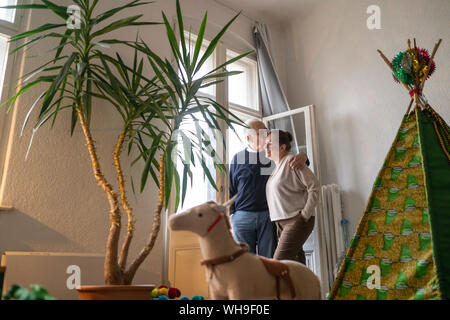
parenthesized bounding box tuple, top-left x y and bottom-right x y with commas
(320, 184, 346, 290)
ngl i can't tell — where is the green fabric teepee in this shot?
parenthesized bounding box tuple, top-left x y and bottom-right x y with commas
(329, 40, 450, 300)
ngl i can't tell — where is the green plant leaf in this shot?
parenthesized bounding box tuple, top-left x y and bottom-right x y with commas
(21, 91, 46, 136)
(0, 4, 46, 10)
(55, 28, 73, 60)
(173, 162, 181, 211)
(9, 32, 69, 55)
(26, 104, 70, 160)
(140, 132, 163, 192)
(194, 11, 241, 74)
(200, 156, 217, 191)
(41, 0, 69, 20)
(205, 51, 253, 77)
(83, 72, 93, 126)
(51, 75, 68, 128)
(191, 13, 207, 70)
(19, 55, 67, 83)
(1, 79, 45, 113)
(37, 53, 77, 125)
(70, 105, 78, 136)
(164, 144, 174, 208)
(161, 12, 182, 63)
(9, 23, 66, 42)
(175, 0, 187, 63)
(93, 0, 153, 24)
(91, 15, 148, 38)
(181, 164, 189, 207)
(72, 0, 86, 12)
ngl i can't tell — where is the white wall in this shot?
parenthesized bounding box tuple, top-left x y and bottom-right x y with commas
(0, 0, 285, 287)
(282, 0, 450, 235)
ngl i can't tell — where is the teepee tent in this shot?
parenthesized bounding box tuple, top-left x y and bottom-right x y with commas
(329, 39, 450, 300)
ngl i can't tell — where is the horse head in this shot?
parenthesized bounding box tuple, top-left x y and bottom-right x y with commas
(169, 195, 237, 237)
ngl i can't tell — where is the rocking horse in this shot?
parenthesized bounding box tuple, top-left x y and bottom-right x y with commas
(169, 196, 322, 300)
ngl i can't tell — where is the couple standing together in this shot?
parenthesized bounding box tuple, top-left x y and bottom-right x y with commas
(229, 119, 320, 264)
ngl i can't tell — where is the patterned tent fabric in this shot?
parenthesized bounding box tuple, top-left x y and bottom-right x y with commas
(329, 105, 450, 300)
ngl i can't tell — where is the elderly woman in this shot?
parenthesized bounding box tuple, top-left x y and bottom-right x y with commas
(264, 130, 320, 264)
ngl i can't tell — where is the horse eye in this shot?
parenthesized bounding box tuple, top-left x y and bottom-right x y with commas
(198, 212, 203, 217)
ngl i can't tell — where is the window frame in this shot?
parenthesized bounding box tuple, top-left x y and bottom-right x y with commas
(0, 0, 24, 34)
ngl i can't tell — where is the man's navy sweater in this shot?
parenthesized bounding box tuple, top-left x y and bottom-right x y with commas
(229, 148, 310, 215)
(229, 149, 274, 215)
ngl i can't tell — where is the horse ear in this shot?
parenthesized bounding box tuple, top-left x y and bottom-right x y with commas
(222, 194, 237, 209)
(207, 201, 226, 213)
(213, 205, 227, 213)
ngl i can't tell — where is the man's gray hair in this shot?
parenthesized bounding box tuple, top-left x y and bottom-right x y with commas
(244, 118, 263, 137)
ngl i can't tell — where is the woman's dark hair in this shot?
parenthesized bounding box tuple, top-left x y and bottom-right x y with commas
(269, 130, 293, 152)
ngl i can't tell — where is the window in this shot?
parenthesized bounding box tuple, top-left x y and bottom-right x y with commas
(0, 0, 21, 100)
(0, 0, 17, 24)
(226, 49, 259, 165)
(0, 35, 8, 98)
(227, 49, 259, 112)
(175, 117, 217, 211)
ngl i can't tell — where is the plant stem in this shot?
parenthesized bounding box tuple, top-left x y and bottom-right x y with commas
(77, 108, 123, 284)
(124, 153, 165, 284)
(115, 128, 136, 270)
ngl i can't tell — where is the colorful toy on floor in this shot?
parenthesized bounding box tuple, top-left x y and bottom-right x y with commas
(179, 295, 204, 300)
(150, 285, 182, 300)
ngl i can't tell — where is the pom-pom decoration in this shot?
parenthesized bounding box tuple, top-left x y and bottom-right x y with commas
(151, 288, 159, 298)
(168, 287, 181, 299)
(178, 295, 205, 300)
(391, 47, 436, 86)
(417, 48, 436, 79)
(149, 285, 182, 300)
(392, 51, 413, 85)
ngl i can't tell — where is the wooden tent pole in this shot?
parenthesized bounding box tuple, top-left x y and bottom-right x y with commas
(405, 98, 414, 116)
(420, 39, 442, 93)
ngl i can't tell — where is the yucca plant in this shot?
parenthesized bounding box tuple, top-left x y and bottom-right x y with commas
(1, 0, 250, 285)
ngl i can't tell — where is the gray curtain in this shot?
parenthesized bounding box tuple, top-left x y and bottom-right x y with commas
(253, 22, 298, 154)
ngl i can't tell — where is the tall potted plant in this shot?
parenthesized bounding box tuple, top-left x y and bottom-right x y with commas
(1, 0, 249, 299)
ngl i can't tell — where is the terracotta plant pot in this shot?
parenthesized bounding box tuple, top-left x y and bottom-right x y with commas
(77, 285, 155, 300)
(0, 266, 6, 298)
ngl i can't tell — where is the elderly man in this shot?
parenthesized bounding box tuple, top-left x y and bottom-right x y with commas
(229, 119, 309, 258)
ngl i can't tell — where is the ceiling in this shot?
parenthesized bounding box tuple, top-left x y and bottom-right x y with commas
(215, 0, 316, 22)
